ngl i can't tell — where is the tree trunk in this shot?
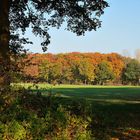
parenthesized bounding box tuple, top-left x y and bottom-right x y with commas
(84, 79, 87, 85)
(0, 0, 10, 87)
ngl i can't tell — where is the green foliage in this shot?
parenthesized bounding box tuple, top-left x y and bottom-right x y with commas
(78, 59, 95, 84)
(3, 120, 26, 140)
(39, 60, 72, 84)
(95, 61, 115, 85)
(49, 63, 63, 84)
(39, 60, 51, 82)
(122, 59, 140, 85)
(0, 87, 92, 140)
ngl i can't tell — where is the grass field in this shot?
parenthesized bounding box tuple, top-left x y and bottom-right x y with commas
(15, 83, 140, 139)
(19, 83, 140, 103)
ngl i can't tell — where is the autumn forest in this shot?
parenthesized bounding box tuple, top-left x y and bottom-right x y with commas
(16, 52, 139, 85)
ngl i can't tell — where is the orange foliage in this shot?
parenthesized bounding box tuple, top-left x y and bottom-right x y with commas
(23, 52, 125, 81)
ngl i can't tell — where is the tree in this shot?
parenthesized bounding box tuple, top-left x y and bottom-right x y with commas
(78, 59, 95, 84)
(0, 0, 108, 86)
(39, 60, 62, 84)
(122, 59, 140, 85)
(49, 62, 63, 84)
(39, 60, 52, 83)
(107, 53, 125, 82)
(95, 61, 114, 85)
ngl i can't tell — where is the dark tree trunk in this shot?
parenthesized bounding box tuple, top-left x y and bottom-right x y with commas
(0, 0, 10, 87)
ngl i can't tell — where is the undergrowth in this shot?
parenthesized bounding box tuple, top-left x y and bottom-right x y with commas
(0, 86, 92, 140)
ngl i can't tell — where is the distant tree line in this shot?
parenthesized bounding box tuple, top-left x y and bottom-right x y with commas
(18, 52, 140, 85)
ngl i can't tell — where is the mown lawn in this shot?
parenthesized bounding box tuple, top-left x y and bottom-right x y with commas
(15, 83, 140, 139)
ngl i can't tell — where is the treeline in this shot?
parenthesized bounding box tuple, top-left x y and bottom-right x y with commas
(21, 52, 140, 85)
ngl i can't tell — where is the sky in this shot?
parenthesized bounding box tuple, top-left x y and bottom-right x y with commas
(25, 0, 140, 56)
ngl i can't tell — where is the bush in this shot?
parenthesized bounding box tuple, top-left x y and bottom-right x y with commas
(0, 87, 92, 140)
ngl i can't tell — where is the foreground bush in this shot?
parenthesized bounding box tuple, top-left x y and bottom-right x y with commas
(0, 87, 92, 140)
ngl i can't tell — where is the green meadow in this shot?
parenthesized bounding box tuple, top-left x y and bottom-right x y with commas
(20, 83, 140, 104)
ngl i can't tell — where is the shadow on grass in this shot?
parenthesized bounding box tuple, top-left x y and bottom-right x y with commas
(22, 86, 140, 139)
(32, 87, 140, 102)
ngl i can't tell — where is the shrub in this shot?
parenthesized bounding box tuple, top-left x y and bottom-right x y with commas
(0, 87, 92, 140)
